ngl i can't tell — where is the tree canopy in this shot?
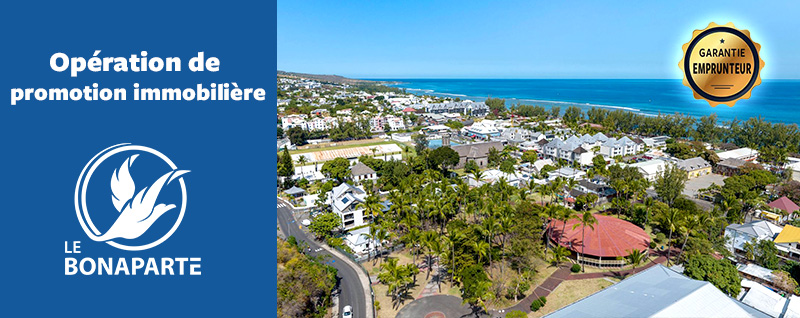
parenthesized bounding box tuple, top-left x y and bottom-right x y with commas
(683, 254, 741, 297)
(321, 157, 351, 183)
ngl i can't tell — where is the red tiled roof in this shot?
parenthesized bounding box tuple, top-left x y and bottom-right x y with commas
(768, 196, 800, 214)
(549, 214, 650, 258)
(402, 107, 416, 112)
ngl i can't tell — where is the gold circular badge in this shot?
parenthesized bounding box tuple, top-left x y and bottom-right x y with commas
(680, 22, 764, 107)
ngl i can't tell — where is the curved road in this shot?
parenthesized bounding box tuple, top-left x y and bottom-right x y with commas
(277, 200, 369, 318)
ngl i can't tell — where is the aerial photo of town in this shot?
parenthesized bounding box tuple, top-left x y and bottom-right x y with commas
(276, 1, 800, 318)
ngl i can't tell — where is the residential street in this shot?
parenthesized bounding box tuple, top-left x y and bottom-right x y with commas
(277, 199, 371, 318)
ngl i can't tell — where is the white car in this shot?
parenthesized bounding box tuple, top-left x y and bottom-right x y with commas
(342, 305, 352, 317)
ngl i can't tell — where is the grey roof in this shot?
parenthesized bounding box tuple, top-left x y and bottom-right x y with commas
(284, 186, 306, 195)
(726, 220, 782, 240)
(350, 162, 376, 176)
(718, 158, 748, 168)
(546, 264, 771, 318)
(331, 183, 365, 213)
(677, 157, 711, 171)
(579, 179, 603, 191)
(603, 136, 637, 148)
(452, 141, 503, 159)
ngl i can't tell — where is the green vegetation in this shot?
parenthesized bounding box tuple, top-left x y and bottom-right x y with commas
(307, 212, 342, 239)
(485, 97, 505, 117)
(505, 310, 527, 318)
(530, 296, 547, 312)
(321, 157, 351, 183)
(570, 264, 581, 273)
(445, 120, 465, 130)
(277, 238, 338, 318)
(683, 254, 741, 297)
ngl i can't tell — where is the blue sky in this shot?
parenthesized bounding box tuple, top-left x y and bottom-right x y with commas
(278, 1, 799, 79)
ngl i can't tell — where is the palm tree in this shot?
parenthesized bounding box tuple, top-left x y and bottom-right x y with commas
(543, 203, 560, 259)
(375, 228, 392, 265)
(428, 237, 447, 292)
(643, 197, 655, 227)
(626, 249, 646, 273)
(677, 214, 701, 262)
(660, 208, 682, 266)
(743, 238, 757, 261)
(471, 169, 484, 187)
(481, 216, 499, 275)
(296, 156, 308, 178)
(551, 245, 569, 265)
(378, 258, 404, 306)
(421, 230, 438, 279)
(364, 226, 380, 264)
(402, 228, 422, 264)
(573, 210, 597, 272)
(565, 178, 578, 205)
(557, 206, 574, 244)
(444, 227, 466, 285)
(471, 240, 491, 266)
(357, 193, 383, 220)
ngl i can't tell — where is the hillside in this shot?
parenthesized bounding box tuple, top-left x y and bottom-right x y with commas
(278, 70, 391, 85)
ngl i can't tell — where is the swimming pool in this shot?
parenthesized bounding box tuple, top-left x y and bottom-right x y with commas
(428, 139, 461, 149)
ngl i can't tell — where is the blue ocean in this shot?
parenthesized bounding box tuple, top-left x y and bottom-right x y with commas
(379, 79, 800, 125)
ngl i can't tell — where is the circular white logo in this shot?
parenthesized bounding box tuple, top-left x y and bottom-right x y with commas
(75, 144, 189, 251)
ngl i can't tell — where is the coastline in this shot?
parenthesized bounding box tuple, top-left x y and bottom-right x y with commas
(380, 79, 800, 124)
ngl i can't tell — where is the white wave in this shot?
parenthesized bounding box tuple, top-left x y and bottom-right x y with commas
(405, 88, 434, 93)
(509, 98, 641, 112)
(438, 93, 468, 97)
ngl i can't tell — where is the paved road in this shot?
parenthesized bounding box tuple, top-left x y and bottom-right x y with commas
(277, 200, 367, 318)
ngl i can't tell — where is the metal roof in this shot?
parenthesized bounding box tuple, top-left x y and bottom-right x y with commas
(546, 264, 771, 318)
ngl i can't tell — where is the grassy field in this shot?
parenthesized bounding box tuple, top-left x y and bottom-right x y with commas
(528, 278, 615, 317)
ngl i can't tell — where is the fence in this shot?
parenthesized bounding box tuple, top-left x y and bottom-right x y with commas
(333, 245, 377, 318)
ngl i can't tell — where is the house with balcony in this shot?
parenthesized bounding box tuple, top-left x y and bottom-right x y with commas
(330, 183, 370, 229)
(599, 136, 644, 157)
(540, 135, 595, 166)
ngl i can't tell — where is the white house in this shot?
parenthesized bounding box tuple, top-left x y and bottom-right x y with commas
(548, 167, 587, 181)
(350, 162, 377, 183)
(628, 159, 668, 181)
(330, 183, 369, 229)
(725, 220, 783, 254)
(541, 136, 595, 166)
(344, 226, 379, 256)
(599, 136, 644, 157)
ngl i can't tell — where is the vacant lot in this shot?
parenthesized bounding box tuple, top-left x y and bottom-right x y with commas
(683, 173, 726, 197)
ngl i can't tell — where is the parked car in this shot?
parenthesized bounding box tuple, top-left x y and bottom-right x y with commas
(342, 305, 352, 317)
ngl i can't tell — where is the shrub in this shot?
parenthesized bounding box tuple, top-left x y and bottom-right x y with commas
(649, 241, 657, 249)
(571, 264, 582, 273)
(530, 296, 547, 311)
(655, 233, 666, 244)
(374, 301, 381, 311)
(505, 310, 527, 318)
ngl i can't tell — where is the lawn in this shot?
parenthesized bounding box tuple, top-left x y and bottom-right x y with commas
(528, 278, 615, 317)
